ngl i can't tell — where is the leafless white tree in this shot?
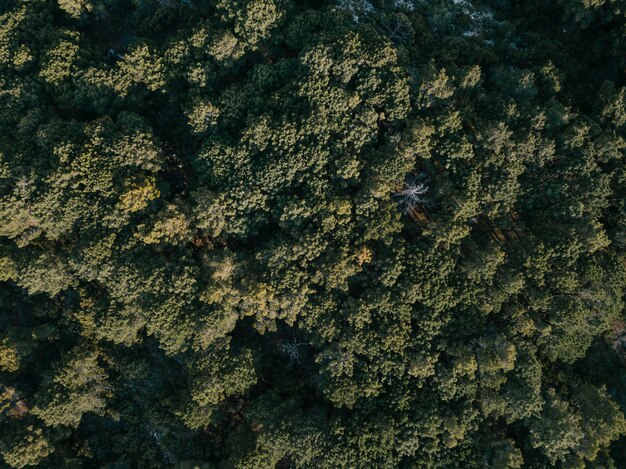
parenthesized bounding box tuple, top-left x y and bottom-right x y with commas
(379, 14, 412, 44)
(279, 338, 307, 366)
(394, 173, 431, 213)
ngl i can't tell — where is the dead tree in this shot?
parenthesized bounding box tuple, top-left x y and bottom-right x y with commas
(394, 173, 432, 214)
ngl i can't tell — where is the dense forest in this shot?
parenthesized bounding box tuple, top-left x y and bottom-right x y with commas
(1, 0, 626, 467)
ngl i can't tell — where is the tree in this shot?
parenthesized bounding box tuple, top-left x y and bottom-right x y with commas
(32, 348, 112, 428)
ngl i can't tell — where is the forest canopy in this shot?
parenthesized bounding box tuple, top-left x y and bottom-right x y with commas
(1, 0, 626, 467)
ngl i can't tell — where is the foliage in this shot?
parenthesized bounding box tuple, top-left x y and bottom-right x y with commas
(0, 0, 625, 467)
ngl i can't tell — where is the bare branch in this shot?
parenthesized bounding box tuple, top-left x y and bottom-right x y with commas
(394, 173, 432, 213)
(279, 338, 307, 366)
